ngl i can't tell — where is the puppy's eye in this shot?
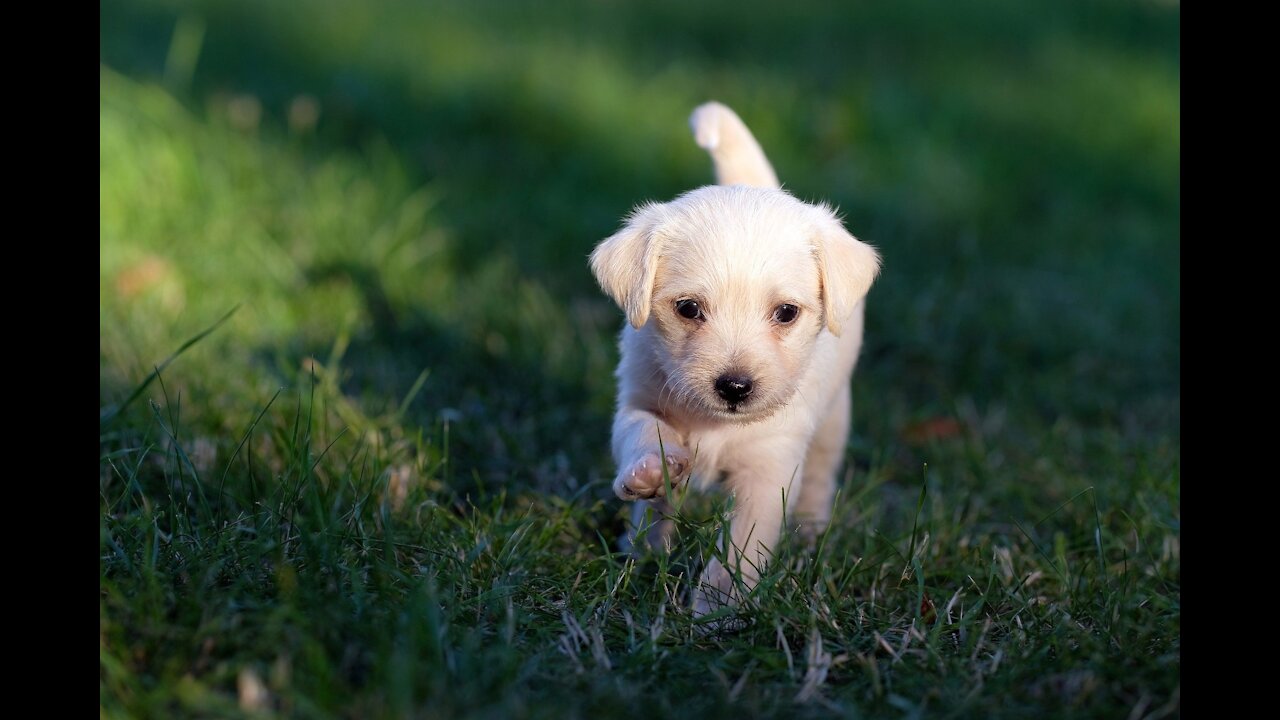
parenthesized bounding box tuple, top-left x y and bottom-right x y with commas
(773, 304, 799, 324)
(675, 299, 704, 321)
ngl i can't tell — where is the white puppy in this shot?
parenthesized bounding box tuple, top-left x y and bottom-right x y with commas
(589, 102, 880, 615)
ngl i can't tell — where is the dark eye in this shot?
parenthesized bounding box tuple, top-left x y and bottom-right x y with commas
(773, 304, 799, 324)
(675, 299, 704, 320)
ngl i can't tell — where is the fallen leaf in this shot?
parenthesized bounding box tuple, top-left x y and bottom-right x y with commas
(901, 417, 963, 445)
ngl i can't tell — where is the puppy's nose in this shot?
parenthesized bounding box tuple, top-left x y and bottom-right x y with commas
(715, 374, 754, 404)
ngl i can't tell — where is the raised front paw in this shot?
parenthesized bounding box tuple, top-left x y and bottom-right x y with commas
(613, 450, 690, 500)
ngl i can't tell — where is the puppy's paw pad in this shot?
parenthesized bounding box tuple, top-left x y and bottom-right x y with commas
(614, 452, 690, 500)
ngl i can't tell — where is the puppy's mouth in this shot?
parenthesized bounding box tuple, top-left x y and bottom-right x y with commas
(715, 408, 774, 426)
(713, 397, 773, 422)
(672, 389, 775, 423)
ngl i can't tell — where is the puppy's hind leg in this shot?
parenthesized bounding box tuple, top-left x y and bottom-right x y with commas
(793, 384, 851, 541)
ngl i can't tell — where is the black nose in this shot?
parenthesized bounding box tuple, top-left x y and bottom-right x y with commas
(715, 374, 754, 404)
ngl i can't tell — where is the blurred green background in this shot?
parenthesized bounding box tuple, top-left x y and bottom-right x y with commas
(100, 0, 1179, 716)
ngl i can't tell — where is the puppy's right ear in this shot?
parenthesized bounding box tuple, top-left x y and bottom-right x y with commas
(590, 202, 666, 328)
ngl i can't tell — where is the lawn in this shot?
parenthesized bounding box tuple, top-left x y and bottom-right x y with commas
(99, 1, 1180, 717)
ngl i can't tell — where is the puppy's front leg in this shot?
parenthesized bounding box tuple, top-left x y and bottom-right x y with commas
(693, 442, 805, 616)
(610, 407, 691, 502)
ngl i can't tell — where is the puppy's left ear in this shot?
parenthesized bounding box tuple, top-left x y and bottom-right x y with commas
(590, 202, 667, 328)
(812, 207, 881, 337)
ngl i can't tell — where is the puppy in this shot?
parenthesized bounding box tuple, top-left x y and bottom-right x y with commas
(589, 102, 880, 615)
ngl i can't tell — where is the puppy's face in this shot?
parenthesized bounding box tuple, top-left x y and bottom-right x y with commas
(592, 186, 880, 423)
(645, 206, 826, 422)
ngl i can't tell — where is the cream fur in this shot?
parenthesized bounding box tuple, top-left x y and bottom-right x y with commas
(589, 101, 881, 617)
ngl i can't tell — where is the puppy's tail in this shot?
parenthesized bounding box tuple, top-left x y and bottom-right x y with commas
(689, 101, 780, 189)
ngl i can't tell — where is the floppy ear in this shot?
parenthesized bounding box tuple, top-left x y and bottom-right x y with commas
(812, 207, 881, 337)
(589, 202, 667, 328)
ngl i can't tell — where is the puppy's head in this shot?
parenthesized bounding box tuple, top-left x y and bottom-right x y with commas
(590, 185, 880, 422)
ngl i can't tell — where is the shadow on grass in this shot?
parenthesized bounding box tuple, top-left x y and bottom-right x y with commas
(304, 258, 615, 498)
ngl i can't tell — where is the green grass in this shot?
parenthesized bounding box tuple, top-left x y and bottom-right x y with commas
(100, 1, 1179, 717)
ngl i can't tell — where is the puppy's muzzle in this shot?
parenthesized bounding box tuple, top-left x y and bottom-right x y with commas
(714, 373, 754, 407)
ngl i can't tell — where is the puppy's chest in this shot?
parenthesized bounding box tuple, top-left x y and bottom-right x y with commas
(675, 425, 756, 490)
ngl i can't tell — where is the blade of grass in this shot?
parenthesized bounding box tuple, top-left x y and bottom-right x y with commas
(100, 305, 239, 426)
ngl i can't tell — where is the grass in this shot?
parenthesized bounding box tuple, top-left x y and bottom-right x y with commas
(100, 1, 1179, 717)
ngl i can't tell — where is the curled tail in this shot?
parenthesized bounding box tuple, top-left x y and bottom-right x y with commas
(689, 101, 780, 189)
